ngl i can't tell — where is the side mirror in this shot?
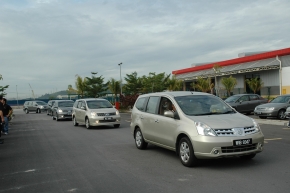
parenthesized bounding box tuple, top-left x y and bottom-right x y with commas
(164, 111, 174, 118)
(81, 106, 86, 110)
(35, 104, 38, 106)
(239, 100, 243, 104)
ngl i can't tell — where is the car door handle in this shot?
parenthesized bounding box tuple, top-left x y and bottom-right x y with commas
(155, 119, 159, 123)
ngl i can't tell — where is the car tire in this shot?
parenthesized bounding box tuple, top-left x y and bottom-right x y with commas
(25, 109, 29, 114)
(36, 109, 41, 113)
(240, 154, 256, 160)
(85, 118, 91, 129)
(114, 124, 120, 128)
(259, 116, 267, 119)
(277, 109, 286, 120)
(52, 113, 55, 120)
(56, 114, 59, 121)
(179, 137, 198, 167)
(73, 117, 78, 126)
(134, 128, 148, 150)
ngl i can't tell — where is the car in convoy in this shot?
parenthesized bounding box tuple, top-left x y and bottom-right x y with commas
(72, 98, 121, 129)
(47, 100, 56, 116)
(23, 100, 48, 114)
(286, 106, 290, 119)
(130, 91, 264, 167)
(254, 94, 290, 119)
(224, 94, 268, 114)
(51, 100, 74, 121)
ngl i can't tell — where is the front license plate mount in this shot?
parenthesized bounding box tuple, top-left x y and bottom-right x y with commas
(233, 138, 252, 146)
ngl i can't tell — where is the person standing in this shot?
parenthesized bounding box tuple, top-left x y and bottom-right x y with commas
(1, 98, 12, 135)
(0, 95, 5, 137)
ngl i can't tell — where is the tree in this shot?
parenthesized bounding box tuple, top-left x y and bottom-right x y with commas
(75, 75, 87, 98)
(212, 64, 222, 96)
(123, 72, 143, 95)
(194, 77, 214, 93)
(0, 74, 9, 96)
(166, 76, 183, 91)
(245, 77, 264, 94)
(141, 72, 170, 93)
(85, 72, 106, 98)
(108, 78, 120, 103)
(221, 76, 237, 96)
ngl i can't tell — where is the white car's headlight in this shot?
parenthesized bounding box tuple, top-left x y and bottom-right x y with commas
(58, 109, 63, 113)
(91, 112, 97, 116)
(39, 106, 44, 109)
(252, 119, 261, 133)
(267, 107, 274, 110)
(116, 110, 119, 115)
(195, 122, 216, 136)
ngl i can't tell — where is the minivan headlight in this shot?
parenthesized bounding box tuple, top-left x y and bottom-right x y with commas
(116, 110, 119, 115)
(58, 109, 63, 113)
(267, 107, 274, 110)
(195, 122, 217, 136)
(39, 106, 44, 109)
(91, 112, 96, 116)
(252, 119, 261, 133)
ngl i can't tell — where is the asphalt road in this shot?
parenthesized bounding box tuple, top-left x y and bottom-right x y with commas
(0, 110, 290, 193)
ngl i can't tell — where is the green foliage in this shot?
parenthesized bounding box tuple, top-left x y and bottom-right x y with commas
(166, 76, 183, 91)
(0, 75, 9, 96)
(221, 76, 237, 96)
(245, 77, 264, 94)
(75, 75, 87, 98)
(108, 78, 120, 102)
(123, 72, 143, 95)
(194, 77, 214, 93)
(141, 72, 171, 93)
(85, 72, 107, 98)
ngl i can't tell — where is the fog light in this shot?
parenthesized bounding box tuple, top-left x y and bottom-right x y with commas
(95, 120, 99, 123)
(213, 149, 219, 154)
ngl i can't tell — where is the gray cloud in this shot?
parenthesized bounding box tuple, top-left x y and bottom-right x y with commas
(1, 0, 290, 99)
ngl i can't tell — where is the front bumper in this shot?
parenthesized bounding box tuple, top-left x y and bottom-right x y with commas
(89, 116, 121, 126)
(254, 110, 278, 117)
(191, 132, 264, 159)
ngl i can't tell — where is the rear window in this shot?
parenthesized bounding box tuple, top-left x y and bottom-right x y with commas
(36, 101, 47, 105)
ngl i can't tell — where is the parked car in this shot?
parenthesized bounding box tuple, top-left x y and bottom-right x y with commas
(47, 100, 56, 116)
(130, 91, 264, 167)
(286, 107, 290, 119)
(72, 98, 121, 129)
(254, 94, 290, 119)
(51, 100, 74, 121)
(224, 94, 268, 114)
(23, 101, 48, 114)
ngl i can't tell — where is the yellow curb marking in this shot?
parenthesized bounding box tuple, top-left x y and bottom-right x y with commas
(264, 138, 282, 141)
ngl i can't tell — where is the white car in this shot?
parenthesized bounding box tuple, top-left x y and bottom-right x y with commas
(72, 98, 121, 129)
(286, 107, 290, 119)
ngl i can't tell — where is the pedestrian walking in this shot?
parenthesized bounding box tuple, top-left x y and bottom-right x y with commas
(1, 98, 12, 135)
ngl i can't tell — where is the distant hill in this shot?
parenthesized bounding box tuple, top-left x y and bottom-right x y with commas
(38, 90, 77, 99)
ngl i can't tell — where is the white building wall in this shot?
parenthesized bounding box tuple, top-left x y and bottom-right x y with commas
(282, 66, 290, 85)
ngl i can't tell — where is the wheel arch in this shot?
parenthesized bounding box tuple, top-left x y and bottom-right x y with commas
(175, 133, 191, 155)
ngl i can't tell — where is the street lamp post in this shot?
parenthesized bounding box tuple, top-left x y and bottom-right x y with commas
(118, 62, 122, 95)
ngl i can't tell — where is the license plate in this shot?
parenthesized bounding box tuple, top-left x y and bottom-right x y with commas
(104, 117, 113, 120)
(256, 111, 262, 114)
(233, 139, 252, 146)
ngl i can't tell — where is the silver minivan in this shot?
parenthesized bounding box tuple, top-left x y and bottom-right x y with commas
(130, 91, 264, 167)
(72, 98, 121, 129)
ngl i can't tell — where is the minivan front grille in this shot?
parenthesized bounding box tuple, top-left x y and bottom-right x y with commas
(221, 144, 257, 153)
(97, 112, 116, 116)
(214, 126, 256, 136)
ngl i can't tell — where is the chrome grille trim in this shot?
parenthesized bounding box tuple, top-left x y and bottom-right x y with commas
(214, 126, 256, 136)
(221, 144, 257, 153)
(97, 112, 116, 116)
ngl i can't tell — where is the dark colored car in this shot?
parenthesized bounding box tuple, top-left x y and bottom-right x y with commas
(225, 94, 268, 114)
(51, 100, 74, 121)
(23, 101, 48, 114)
(47, 100, 56, 116)
(254, 94, 290, 119)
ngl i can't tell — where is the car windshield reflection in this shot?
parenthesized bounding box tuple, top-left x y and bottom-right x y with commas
(270, 96, 290, 103)
(87, 101, 113, 109)
(175, 95, 235, 116)
(58, 102, 74, 107)
(224, 96, 240, 103)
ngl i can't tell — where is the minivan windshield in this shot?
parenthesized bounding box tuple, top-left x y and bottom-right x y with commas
(87, 100, 113, 109)
(36, 101, 47, 105)
(175, 95, 235, 116)
(58, 102, 74, 107)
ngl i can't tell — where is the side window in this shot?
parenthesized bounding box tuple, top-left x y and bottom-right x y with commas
(240, 96, 249, 102)
(77, 101, 83, 108)
(250, 95, 258, 100)
(73, 101, 78, 108)
(145, 97, 159, 114)
(159, 97, 173, 115)
(135, 97, 148, 111)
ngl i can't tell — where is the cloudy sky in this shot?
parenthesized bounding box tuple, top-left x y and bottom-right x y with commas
(1, 0, 290, 99)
